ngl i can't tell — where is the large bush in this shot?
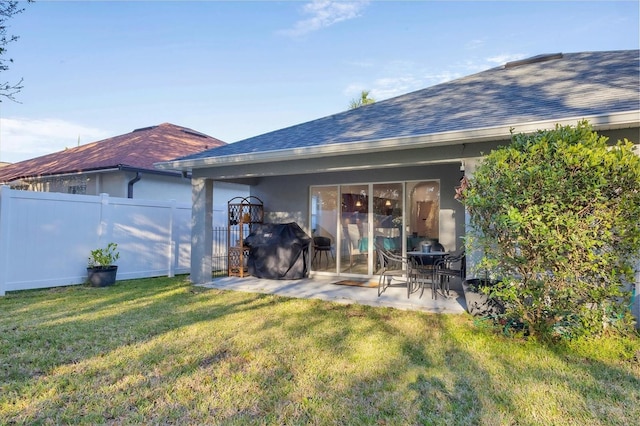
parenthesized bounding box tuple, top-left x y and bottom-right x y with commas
(460, 121, 640, 339)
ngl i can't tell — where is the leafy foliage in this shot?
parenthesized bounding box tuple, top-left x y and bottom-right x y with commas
(0, 0, 29, 102)
(348, 89, 375, 109)
(87, 242, 120, 268)
(460, 121, 640, 339)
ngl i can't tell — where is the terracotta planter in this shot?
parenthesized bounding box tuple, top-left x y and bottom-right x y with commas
(87, 265, 118, 287)
(462, 278, 504, 317)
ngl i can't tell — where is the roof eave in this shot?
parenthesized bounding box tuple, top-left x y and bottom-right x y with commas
(1, 165, 185, 184)
(154, 111, 640, 172)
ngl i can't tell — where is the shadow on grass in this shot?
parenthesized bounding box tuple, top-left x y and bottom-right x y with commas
(1, 276, 639, 424)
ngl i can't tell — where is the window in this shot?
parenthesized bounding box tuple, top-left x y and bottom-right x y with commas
(310, 181, 440, 276)
(68, 184, 87, 195)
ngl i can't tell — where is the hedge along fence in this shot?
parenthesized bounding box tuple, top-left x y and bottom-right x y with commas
(0, 186, 192, 296)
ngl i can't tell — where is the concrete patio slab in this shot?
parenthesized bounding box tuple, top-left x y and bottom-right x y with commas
(198, 275, 468, 314)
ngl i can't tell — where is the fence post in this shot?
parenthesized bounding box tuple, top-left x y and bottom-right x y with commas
(0, 186, 11, 296)
(168, 199, 176, 278)
(98, 193, 111, 247)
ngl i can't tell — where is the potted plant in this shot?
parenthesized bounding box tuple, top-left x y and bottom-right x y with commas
(87, 242, 120, 287)
(462, 277, 504, 317)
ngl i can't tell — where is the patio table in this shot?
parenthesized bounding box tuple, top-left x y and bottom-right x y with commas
(407, 251, 448, 299)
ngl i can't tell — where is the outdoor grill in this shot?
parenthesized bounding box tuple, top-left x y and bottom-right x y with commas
(243, 222, 311, 280)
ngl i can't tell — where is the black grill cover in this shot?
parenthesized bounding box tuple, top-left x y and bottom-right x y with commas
(244, 222, 311, 279)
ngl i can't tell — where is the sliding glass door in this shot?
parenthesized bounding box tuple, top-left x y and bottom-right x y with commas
(340, 185, 368, 274)
(406, 181, 440, 251)
(372, 183, 403, 255)
(310, 186, 338, 272)
(310, 181, 438, 276)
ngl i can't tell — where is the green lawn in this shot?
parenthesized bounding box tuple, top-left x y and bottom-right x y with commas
(1, 276, 638, 425)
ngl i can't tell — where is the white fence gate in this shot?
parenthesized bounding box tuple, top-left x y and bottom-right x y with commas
(0, 186, 191, 296)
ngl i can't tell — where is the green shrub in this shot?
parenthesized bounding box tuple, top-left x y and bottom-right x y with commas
(87, 242, 120, 268)
(460, 121, 640, 340)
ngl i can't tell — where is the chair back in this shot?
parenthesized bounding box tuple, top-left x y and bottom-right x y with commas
(374, 241, 404, 272)
(313, 236, 331, 249)
(346, 224, 362, 254)
(435, 249, 466, 278)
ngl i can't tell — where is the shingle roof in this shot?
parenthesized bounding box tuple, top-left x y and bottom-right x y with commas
(179, 50, 639, 162)
(0, 123, 225, 183)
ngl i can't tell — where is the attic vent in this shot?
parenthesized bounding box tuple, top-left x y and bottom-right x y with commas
(504, 53, 563, 69)
(181, 129, 208, 139)
(133, 125, 158, 132)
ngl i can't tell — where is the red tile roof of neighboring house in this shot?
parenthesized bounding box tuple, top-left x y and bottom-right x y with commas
(0, 123, 225, 183)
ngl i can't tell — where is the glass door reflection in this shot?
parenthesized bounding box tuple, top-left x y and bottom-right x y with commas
(340, 185, 368, 274)
(372, 183, 403, 254)
(310, 186, 338, 272)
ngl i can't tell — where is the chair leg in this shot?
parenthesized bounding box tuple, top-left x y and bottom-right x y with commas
(432, 272, 438, 300)
(377, 270, 386, 297)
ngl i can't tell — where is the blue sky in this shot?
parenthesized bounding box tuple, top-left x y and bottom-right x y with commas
(0, 0, 638, 163)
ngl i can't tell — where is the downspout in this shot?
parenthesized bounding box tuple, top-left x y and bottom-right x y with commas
(127, 172, 142, 198)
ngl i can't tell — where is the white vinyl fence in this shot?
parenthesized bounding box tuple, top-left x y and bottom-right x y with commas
(0, 186, 191, 296)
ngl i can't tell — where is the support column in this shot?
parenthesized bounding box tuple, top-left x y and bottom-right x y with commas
(191, 177, 213, 284)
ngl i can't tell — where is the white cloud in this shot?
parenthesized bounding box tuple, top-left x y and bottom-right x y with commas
(465, 39, 485, 50)
(345, 65, 464, 103)
(343, 83, 366, 97)
(486, 53, 528, 65)
(360, 55, 533, 102)
(371, 70, 465, 100)
(0, 117, 110, 163)
(279, 0, 370, 37)
(370, 76, 422, 100)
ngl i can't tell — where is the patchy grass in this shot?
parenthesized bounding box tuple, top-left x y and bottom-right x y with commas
(1, 276, 638, 425)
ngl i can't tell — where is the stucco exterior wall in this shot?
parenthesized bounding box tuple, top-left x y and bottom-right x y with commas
(248, 163, 466, 252)
(125, 172, 190, 202)
(98, 172, 128, 197)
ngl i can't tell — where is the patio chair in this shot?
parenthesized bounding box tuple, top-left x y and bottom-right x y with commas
(346, 223, 366, 267)
(432, 249, 466, 299)
(375, 242, 416, 298)
(312, 236, 333, 268)
(410, 254, 440, 299)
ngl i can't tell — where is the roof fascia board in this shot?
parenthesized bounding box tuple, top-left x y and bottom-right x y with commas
(117, 165, 184, 178)
(155, 111, 639, 172)
(191, 144, 470, 180)
(5, 165, 185, 184)
(4, 167, 121, 183)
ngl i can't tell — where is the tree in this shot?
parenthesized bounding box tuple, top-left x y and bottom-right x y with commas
(1, 0, 29, 102)
(459, 121, 640, 339)
(348, 90, 375, 110)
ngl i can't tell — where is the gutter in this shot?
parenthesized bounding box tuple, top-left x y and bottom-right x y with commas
(154, 111, 640, 172)
(121, 166, 193, 199)
(127, 172, 141, 199)
(3, 165, 192, 194)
